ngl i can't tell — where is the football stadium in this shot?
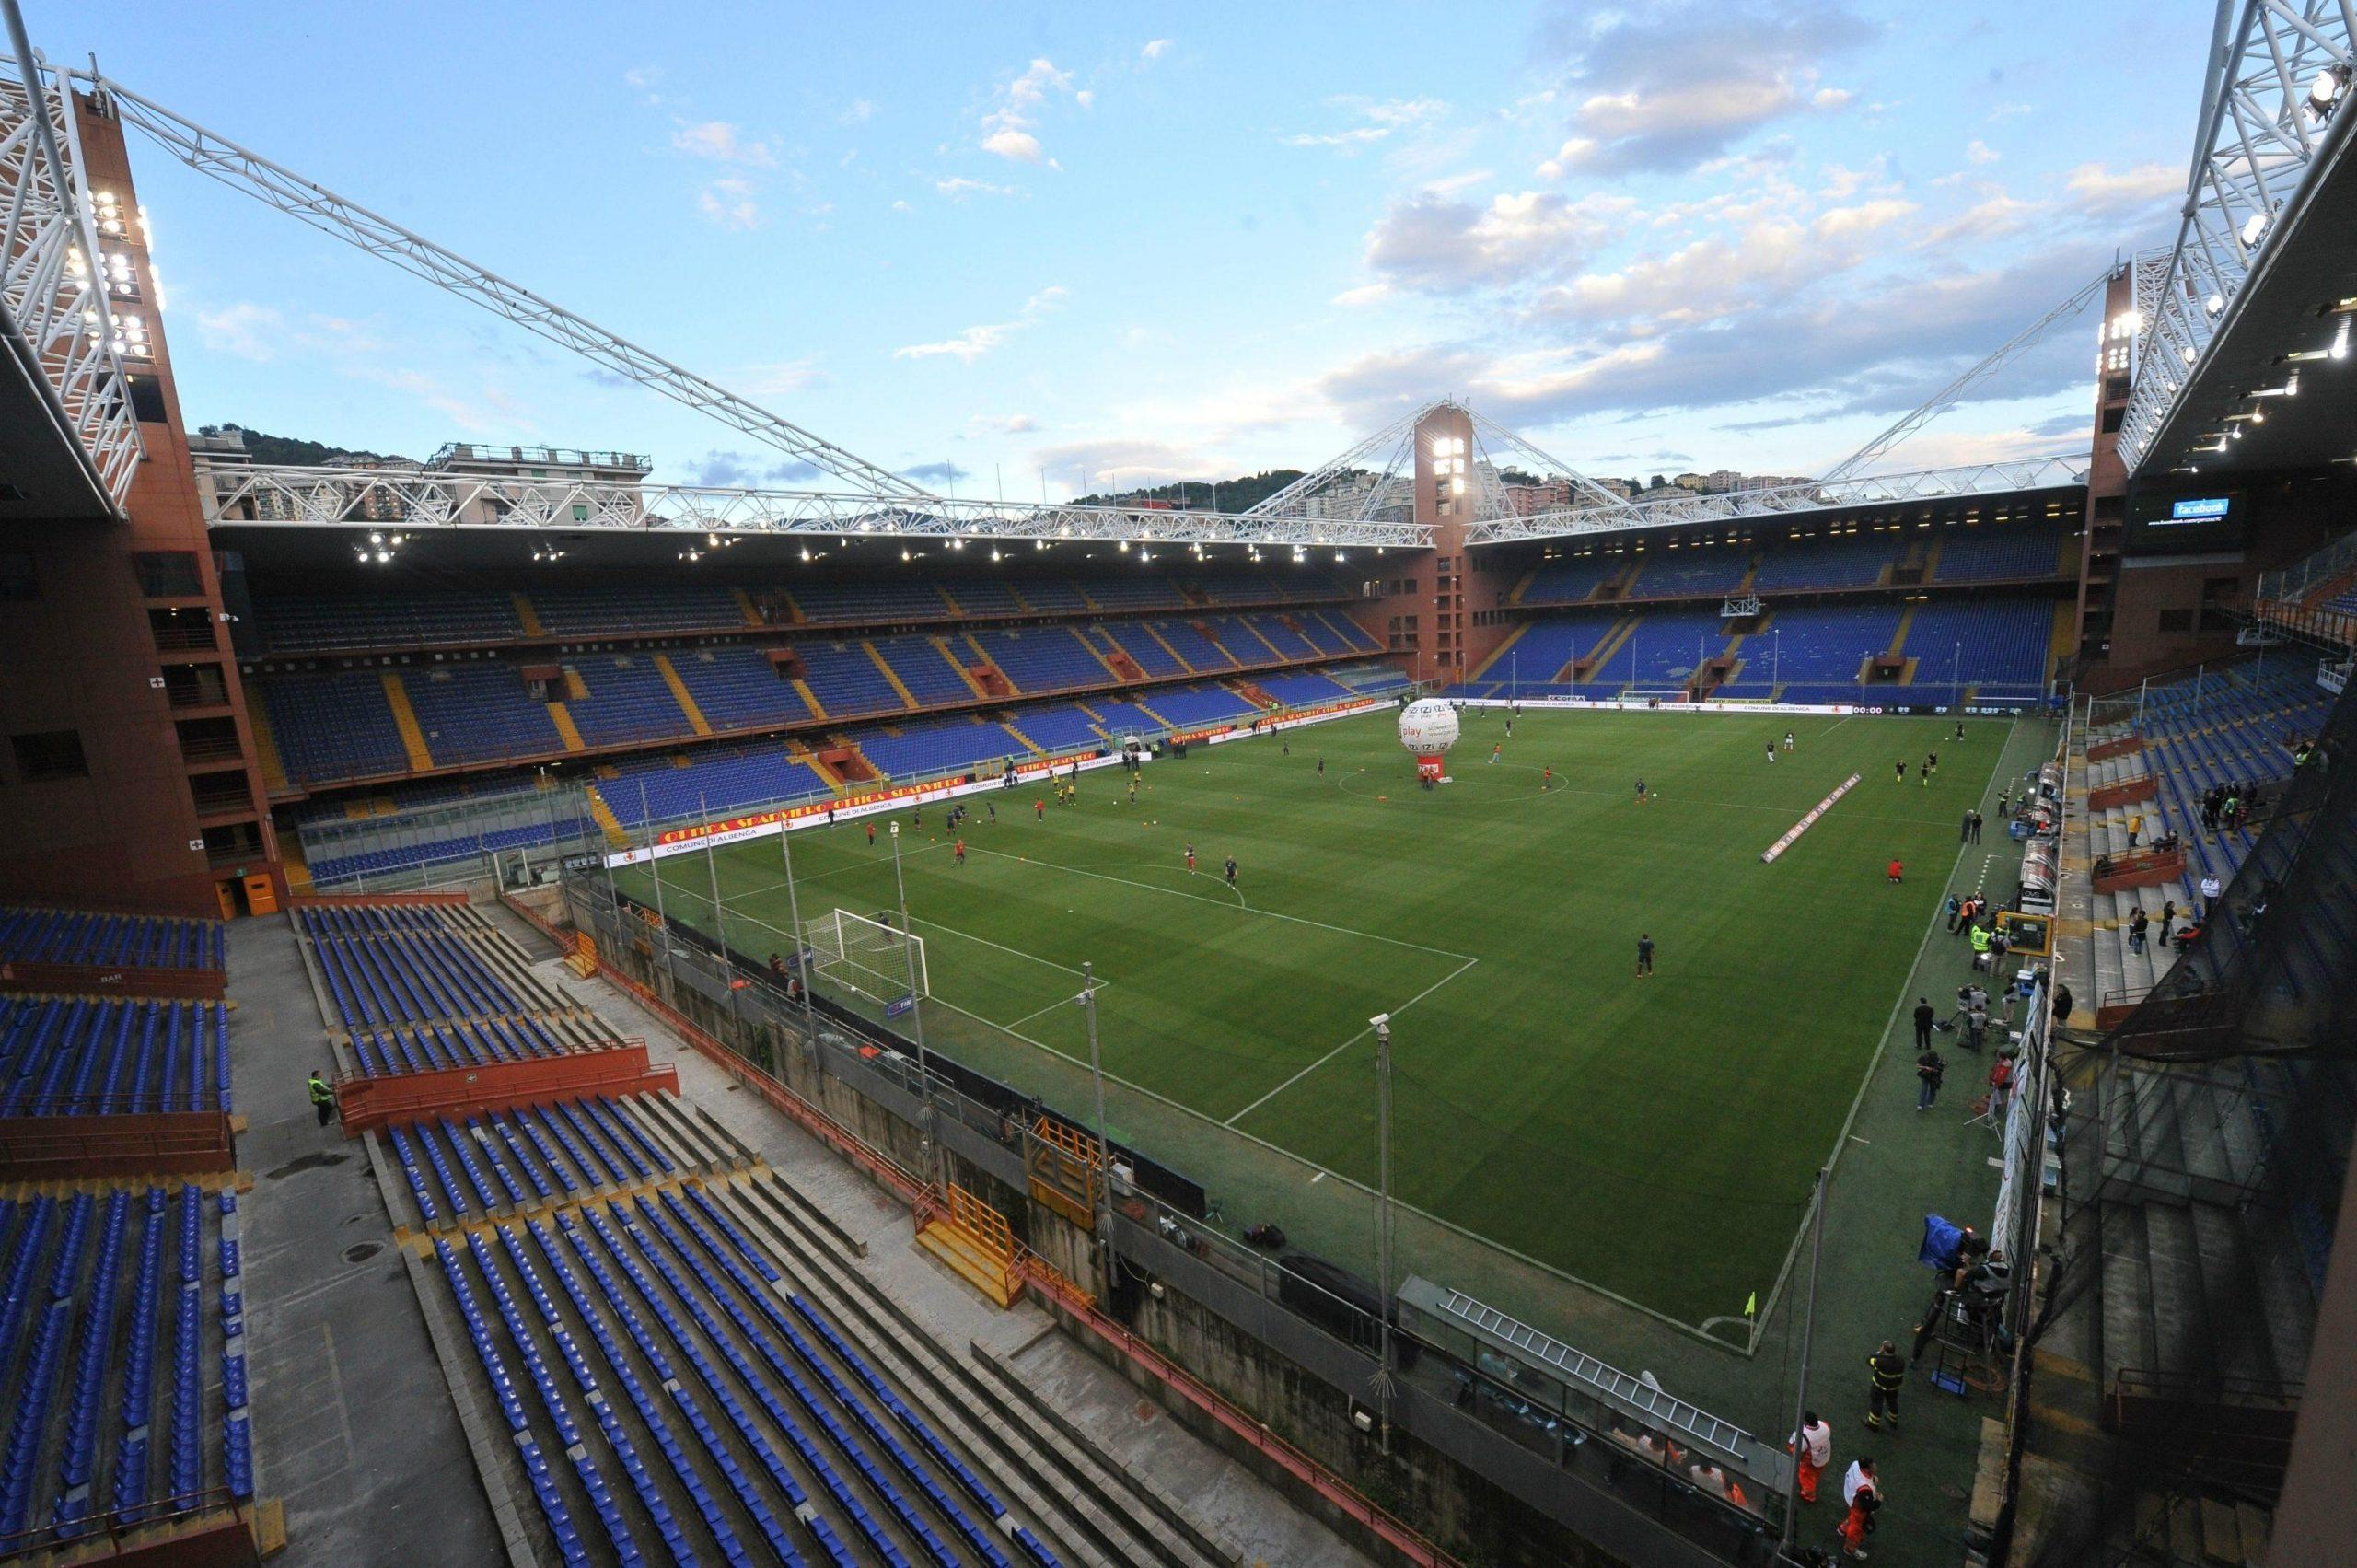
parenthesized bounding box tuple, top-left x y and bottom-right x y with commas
(2, 4, 2354, 1566)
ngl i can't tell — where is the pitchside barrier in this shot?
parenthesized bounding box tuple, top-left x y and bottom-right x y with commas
(1453, 695, 2046, 718)
(568, 879, 1788, 1561)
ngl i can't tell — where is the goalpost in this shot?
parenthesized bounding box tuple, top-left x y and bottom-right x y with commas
(802, 908, 929, 1011)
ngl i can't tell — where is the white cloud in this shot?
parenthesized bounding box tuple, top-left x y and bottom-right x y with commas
(2065, 160, 2178, 205)
(1285, 127, 1389, 149)
(981, 57, 1076, 166)
(1966, 139, 2000, 166)
(623, 65, 663, 105)
(891, 199, 914, 213)
(195, 302, 285, 362)
(697, 177, 759, 229)
(935, 175, 1019, 200)
(968, 412, 1040, 436)
(1358, 190, 1618, 295)
(1532, 2, 1865, 176)
(735, 359, 823, 395)
(671, 120, 776, 167)
(981, 128, 1045, 163)
(839, 99, 873, 125)
(1141, 39, 1172, 61)
(894, 286, 1066, 364)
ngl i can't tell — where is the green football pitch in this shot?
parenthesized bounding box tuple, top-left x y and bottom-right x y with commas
(614, 706, 2015, 1329)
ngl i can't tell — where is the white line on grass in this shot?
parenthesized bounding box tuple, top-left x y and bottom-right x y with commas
(1221, 955, 1481, 1127)
(1742, 717, 2026, 1351)
(959, 842, 1475, 961)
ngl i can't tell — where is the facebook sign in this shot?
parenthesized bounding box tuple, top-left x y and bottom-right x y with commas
(2169, 496, 2232, 520)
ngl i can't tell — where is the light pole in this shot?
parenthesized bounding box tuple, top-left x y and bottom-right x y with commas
(1778, 1166, 1829, 1560)
(1369, 1011, 1396, 1457)
(1772, 629, 1780, 690)
(1081, 961, 1117, 1293)
(1952, 641, 1962, 712)
(888, 821, 940, 1183)
(778, 809, 819, 1048)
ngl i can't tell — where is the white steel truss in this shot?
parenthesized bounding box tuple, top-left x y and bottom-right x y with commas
(2115, 0, 2356, 472)
(0, 31, 140, 513)
(1243, 398, 1631, 524)
(1466, 454, 2089, 545)
(1819, 264, 2119, 483)
(75, 70, 930, 500)
(198, 462, 1431, 550)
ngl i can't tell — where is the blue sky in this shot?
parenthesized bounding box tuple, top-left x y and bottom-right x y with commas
(73, 0, 2213, 494)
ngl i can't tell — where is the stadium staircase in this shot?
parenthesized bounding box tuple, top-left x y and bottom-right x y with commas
(1139, 622, 1195, 674)
(651, 656, 714, 737)
(785, 738, 840, 791)
(246, 699, 292, 797)
(380, 672, 436, 772)
(543, 701, 586, 754)
(729, 588, 761, 626)
(1574, 618, 1637, 681)
(999, 719, 1046, 755)
(1234, 680, 1277, 710)
(302, 896, 1231, 1568)
(584, 787, 630, 849)
(936, 636, 990, 698)
(509, 593, 544, 637)
(863, 641, 920, 708)
(819, 742, 877, 784)
(958, 639, 1018, 699)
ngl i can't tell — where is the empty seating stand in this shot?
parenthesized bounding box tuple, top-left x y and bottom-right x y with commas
(0, 998, 231, 1116)
(296, 902, 603, 1061)
(0, 909, 224, 972)
(0, 1183, 252, 1551)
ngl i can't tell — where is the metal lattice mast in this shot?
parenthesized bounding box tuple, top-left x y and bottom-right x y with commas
(2113, 1, 2356, 472)
(1241, 400, 1439, 520)
(75, 69, 931, 500)
(1461, 405, 1631, 512)
(1, 15, 141, 512)
(1818, 265, 2119, 483)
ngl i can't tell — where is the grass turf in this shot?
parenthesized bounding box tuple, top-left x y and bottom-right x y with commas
(616, 706, 2013, 1328)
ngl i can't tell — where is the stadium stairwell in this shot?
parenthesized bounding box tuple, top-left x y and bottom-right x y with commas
(1235, 680, 1277, 710)
(585, 786, 630, 847)
(2050, 599, 2078, 669)
(1142, 621, 1196, 674)
(862, 640, 920, 709)
(936, 584, 964, 616)
(1576, 617, 1639, 681)
(1093, 633, 1149, 682)
(1887, 602, 1922, 672)
(509, 592, 544, 636)
(246, 697, 291, 796)
(1075, 631, 1126, 684)
(776, 588, 807, 623)
(1000, 718, 1046, 755)
(652, 655, 714, 736)
(1073, 581, 1105, 612)
(541, 700, 586, 751)
(1920, 538, 1945, 580)
(1131, 696, 1176, 727)
(935, 636, 990, 698)
(1469, 622, 1530, 682)
(1228, 619, 1285, 664)
(789, 738, 843, 789)
(960, 636, 1017, 697)
(790, 672, 829, 719)
(1507, 568, 1535, 606)
(379, 672, 436, 772)
(729, 587, 761, 626)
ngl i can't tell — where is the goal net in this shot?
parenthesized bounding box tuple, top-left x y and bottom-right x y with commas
(802, 908, 929, 1009)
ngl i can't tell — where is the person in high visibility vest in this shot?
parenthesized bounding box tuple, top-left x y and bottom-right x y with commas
(1788, 1411, 1832, 1503)
(1969, 923, 1992, 963)
(308, 1070, 336, 1128)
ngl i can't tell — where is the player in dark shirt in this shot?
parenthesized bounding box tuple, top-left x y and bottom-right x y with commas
(1224, 855, 1238, 888)
(1636, 933, 1655, 977)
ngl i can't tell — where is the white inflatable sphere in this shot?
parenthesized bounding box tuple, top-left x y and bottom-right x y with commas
(1397, 698, 1460, 756)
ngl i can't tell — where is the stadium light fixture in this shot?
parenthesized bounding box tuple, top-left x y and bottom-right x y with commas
(2240, 211, 2268, 247)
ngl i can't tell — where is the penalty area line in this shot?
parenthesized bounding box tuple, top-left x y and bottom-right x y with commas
(1221, 955, 1480, 1128)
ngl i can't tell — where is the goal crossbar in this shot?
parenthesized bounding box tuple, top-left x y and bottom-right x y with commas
(802, 908, 929, 1005)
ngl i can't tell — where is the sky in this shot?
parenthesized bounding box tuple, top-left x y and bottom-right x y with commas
(66, 0, 2217, 497)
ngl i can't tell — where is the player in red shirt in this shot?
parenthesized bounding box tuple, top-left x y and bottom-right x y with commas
(1185, 843, 1196, 873)
(954, 839, 966, 866)
(1887, 857, 1904, 884)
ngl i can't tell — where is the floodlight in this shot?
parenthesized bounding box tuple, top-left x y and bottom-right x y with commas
(2240, 212, 2267, 246)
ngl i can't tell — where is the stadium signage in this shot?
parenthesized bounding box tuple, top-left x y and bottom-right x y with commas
(1197, 696, 1384, 748)
(1759, 772, 1863, 864)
